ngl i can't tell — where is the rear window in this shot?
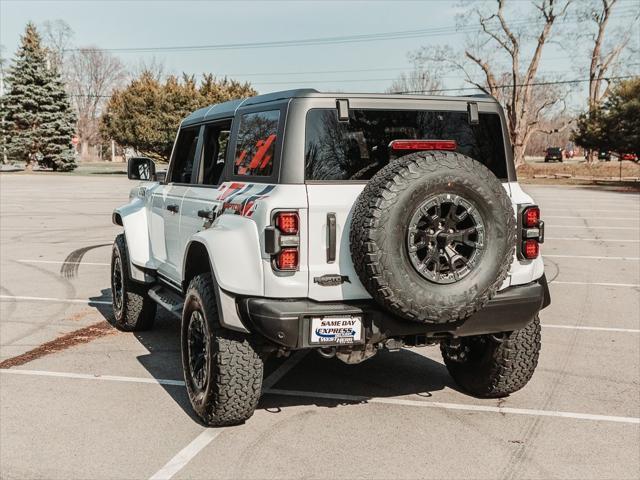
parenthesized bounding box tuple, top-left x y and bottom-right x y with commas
(305, 109, 508, 181)
(234, 110, 280, 176)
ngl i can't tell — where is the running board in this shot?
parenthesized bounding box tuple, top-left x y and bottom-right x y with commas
(148, 286, 184, 319)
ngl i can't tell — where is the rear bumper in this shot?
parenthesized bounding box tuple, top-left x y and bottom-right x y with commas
(239, 275, 550, 349)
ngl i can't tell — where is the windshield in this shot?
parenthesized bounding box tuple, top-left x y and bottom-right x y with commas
(305, 108, 508, 181)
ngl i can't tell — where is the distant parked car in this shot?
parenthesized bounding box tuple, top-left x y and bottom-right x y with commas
(620, 152, 638, 162)
(564, 149, 575, 159)
(544, 147, 563, 162)
(598, 150, 611, 161)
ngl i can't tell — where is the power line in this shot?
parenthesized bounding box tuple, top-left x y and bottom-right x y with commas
(65, 8, 638, 54)
(65, 74, 639, 98)
(393, 75, 639, 94)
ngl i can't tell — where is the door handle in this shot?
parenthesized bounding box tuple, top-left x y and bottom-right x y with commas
(166, 204, 179, 213)
(326, 212, 336, 263)
(197, 205, 218, 221)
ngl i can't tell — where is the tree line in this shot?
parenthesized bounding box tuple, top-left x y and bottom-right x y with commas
(0, 22, 255, 170)
(387, 0, 638, 163)
(1, 1, 637, 171)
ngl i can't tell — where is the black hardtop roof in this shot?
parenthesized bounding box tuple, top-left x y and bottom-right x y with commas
(181, 89, 495, 126)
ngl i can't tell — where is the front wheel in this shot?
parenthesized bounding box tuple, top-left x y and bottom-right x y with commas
(111, 234, 156, 331)
(440, 316, 541, 398)
(181, 273, 263, 426)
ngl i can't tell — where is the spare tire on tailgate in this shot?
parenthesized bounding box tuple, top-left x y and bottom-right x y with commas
(350, 150, 515, 324)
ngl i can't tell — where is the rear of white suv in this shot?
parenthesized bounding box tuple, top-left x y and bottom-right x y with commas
(112, 90, 549, 427)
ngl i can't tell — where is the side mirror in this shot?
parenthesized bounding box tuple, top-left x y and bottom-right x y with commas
(127, 157, 156, 181)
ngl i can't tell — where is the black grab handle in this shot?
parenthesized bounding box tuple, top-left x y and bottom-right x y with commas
(326, 212, 336, 263)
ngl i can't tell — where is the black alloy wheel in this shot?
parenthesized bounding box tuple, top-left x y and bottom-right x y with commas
(407, 193, 485, 284)
(187, 310, 209, 393)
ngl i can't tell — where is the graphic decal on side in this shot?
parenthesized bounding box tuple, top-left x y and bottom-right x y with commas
(216, 183, 275, 217)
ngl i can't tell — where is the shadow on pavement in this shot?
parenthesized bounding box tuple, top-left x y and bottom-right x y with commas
(89, 288, 456, 423)
(259, 349, 455, 412)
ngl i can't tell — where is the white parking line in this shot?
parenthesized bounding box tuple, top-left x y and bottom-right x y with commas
(148, 351, 307, 480)
(17, 259, 110, 266)
(262, 351, 308, 389)
(0, 368, 185, 385)
(265, 389, 640, 425)
(149, 430, 223, 480)
(0, 295, 111, 305)
(551, 281, 640, 288)
(544, 254, 640, 261)
(545, 237, 640, 242)
(543, 324, 640, 333)
(3, 368, 638, 425)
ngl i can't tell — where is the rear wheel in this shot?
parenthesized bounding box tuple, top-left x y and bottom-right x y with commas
(111, 234, 156, 331)
(440, 316, 541, 397)
(181, 273, 263, 426)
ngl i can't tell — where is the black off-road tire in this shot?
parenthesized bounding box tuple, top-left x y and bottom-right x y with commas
(181, 273, 263, 427)
(440, 316, 541, 398)
(111, 234, 156, 331)
(350, 151, 515, 324)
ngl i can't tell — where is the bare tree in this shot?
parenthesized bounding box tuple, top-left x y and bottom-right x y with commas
(67, 48, 127, 160)
(387, 56, 443, 94)
(41, 19, 73, 72)
(413, 0, 572, 166)
(580, 0, 636, 109)
(571, 0, 638, 161)
(131, 57, 165, 82)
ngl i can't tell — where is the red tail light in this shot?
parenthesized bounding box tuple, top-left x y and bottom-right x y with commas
(269, 211, 300, 271)
(276, 248, 298, 270)
(520, 205, 543, 259)
(523, 239, 540, 259)
(524, 206, 540, 228)
(276, 212, 299, 234)
(389, 140, 457, 151)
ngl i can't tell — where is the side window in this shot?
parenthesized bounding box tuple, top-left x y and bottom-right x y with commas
(234, 110, 280, 176)
(170, 127, 200, 184)
(200, 121, 232, 186)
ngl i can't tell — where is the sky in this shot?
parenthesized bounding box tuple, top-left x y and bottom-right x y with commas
(1, 0, 639, 109)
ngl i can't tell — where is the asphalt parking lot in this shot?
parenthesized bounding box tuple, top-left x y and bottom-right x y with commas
(1, 174, 639, 480)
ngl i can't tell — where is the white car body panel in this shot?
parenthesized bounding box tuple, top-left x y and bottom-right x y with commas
(306, 183, 369, 301)
(117, 178, 543, 300)
(504, 182, 545, 288)
(115, 188, 157, 269)
(190, 214, 264, 296)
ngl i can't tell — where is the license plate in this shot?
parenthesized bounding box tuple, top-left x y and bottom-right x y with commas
(310, 316, 362, 345)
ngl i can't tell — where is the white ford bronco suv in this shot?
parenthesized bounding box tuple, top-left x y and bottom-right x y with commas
(111, 89, 549, 426)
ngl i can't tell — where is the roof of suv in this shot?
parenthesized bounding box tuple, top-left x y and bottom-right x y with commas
(182, 89, 496, 127)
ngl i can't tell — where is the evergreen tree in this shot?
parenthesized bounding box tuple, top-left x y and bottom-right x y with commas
(0, 52, 7, 164)
(102, 71, 256, 162)
(573, 78, 640, 158)
(4, 23, 77, 171)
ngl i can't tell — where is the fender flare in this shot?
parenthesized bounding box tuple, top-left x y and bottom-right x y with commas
(113, 196, 157, 283)
(186, 214, 264, 297)
(182, 215, 265, 333)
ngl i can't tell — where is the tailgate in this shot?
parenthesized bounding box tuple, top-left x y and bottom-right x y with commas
(306, 184, 370, 301)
